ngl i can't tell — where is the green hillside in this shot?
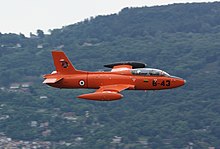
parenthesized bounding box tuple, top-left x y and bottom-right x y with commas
(0, 2, 220, 149)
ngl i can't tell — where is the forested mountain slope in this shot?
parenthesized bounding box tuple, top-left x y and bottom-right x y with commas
(0, 2, 220, 149)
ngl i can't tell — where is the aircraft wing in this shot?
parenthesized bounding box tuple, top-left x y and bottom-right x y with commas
(77, 84, 134, 101)
(104, 61, 147, 72)
(110, 65, 132, 72)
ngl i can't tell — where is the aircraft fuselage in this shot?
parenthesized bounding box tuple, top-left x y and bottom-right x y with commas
(46, 71, 185, 90)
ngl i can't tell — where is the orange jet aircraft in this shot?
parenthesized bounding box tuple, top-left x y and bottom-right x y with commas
(43, 51, 186, 101)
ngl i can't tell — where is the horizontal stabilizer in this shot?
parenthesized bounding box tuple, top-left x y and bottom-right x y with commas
(43, 77, 63, 84)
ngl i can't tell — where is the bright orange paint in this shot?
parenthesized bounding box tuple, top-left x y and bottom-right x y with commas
(43, 51, 186, 101)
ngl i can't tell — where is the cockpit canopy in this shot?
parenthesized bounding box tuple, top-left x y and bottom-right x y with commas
(131, 68, 170, 76)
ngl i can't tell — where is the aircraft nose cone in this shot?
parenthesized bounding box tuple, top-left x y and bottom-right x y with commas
(171, 76, 186, 87)
(178, 79, 186, 87)
(179, 79, 186, 86)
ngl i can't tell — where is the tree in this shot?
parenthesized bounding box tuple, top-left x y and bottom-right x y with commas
(37, 29, 45, 38)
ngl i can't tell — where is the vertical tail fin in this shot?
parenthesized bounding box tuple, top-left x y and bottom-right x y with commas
(52, 50, 78, 74)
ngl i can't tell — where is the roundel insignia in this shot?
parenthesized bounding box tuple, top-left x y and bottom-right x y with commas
(79, 80, 85, 86)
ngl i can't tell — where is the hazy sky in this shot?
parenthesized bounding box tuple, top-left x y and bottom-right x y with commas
(0, 0, 219, 36)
